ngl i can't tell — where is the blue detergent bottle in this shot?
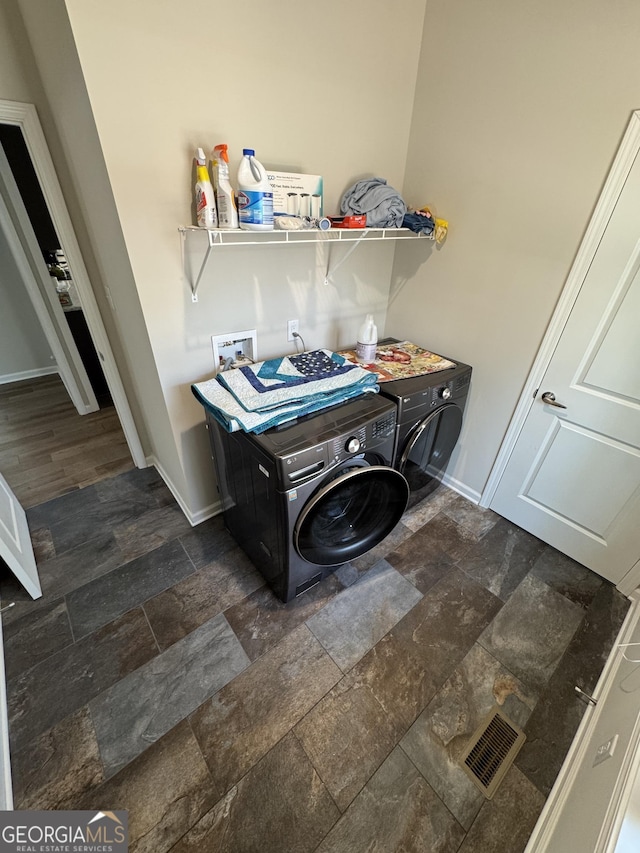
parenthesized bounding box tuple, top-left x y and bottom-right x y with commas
(237, 149, 274, 231)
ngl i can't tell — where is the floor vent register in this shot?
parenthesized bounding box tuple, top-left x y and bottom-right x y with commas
(460, 707, 526, 799)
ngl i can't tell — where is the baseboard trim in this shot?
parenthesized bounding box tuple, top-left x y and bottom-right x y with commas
(0, 366, 58, 386)
(146, 455, 221, 527)
(440, 472, 481, 505)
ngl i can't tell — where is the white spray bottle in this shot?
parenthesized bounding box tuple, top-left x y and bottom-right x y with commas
(194, 147, 217, 228)
(212, 144, 238, 229)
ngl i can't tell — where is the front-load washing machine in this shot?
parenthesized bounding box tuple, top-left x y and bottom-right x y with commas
(376, 340, 472, 506)
(205, 394, 409, 602)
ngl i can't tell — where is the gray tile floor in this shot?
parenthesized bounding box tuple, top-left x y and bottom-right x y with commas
(0, 467, 629, 852)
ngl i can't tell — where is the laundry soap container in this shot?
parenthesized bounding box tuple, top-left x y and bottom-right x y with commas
(237, 149, 273, 231)
(212, 144, 238, 229)
(356, 314, 378, 362)
(194, 147, 217, 228)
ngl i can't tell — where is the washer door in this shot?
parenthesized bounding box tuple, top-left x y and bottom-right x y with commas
(399, 402, 463, 494)
(294, 463, 409, 566)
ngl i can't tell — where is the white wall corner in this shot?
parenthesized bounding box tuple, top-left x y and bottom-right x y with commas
(146, 455, 220, 527)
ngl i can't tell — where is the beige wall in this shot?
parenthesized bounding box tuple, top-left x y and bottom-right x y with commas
(1, 0, 164, 484)
(0, 3, 54, 382)
(11, 0, 637, 516)
(60, 0, 427, 516)
(389, 0, 640, 498)
(0, 228, 54, 382)
(12, 0, 178, 492)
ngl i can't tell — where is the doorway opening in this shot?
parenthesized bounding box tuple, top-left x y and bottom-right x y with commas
(0, 122, 109, 406)
(0, 99, 146, 506)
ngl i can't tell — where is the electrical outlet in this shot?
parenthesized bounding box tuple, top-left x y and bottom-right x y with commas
(593, 734, 618, 767)
(287, 319, 299, 341)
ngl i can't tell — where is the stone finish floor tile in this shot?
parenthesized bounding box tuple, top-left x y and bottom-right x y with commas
(459, 517, 547, 602)
(46, 489, 164, 554)
(29, 525, 56, 562)
(401, 486, 459, 532)
(349, 520, 414, 574)
(144, 547, 264, 650)
(305, 559, 422, 672)
(12, 707, 103, 810)
(531, 545, 604, 608)
(94, 466, 175, 509)
(66, 539, 195, 639)
(3, 471, 627, 853)
(79, 719, 218, 853)
(189, 624, 341, 796)
(224, 572, 344, 662)
(351, 569, 503, 734)
(516, 582, 630, 795)
(2, 597, 73, 680)
(457, 767, 546, 853)
(385, 528, 455, 594)
(478, 573, 585, 691)
(0, 531, 125, 623)
(401, 643, 537, 830)
(26, 484, 102, 532)
(90, 613, 250, 778)
(178, 516, 237, 569)
(7, 607, 158, 753)
(112, 503, 193, 562)
(316, 747, 465, 853)
(441, 494, 500, 539)
(412, 512, 478, 563)
(170, 733, 340, 853)
(294, 672, 397, 812)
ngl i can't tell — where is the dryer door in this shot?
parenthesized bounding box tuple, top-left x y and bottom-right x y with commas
(399, 402, 463, 496)
(294, 464, 409, 566)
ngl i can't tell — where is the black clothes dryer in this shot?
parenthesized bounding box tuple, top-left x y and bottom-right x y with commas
(205, 394, 409, 602)
(377, 340, 472, 507)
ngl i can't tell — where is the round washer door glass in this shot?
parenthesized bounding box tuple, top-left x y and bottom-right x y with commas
(294, 464, 409, 566)
(400, 402, 463, 494)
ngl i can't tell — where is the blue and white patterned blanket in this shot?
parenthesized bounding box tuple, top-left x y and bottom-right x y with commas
(192, 349, 378, 433)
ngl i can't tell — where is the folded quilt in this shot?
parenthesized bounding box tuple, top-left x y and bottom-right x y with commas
(216, 349, 377, 413)
(192, 349, 379, 433)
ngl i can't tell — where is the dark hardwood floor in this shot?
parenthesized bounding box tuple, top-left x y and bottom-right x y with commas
(0, 374, 134, 508)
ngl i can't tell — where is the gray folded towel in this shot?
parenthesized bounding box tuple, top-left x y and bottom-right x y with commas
(340, 177, 407, 228)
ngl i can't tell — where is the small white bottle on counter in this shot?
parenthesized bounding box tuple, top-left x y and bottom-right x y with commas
(356, 314, 378, 363)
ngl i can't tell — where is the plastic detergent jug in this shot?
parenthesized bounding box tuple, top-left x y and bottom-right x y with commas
(237, 149, 273, 231)
(195, 147, 217, 228)
(212, 144, 238, 229)
(356, 314, 378, 363)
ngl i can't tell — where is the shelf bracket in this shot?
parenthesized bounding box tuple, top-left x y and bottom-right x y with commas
(323, 232, 368, 286)
(181, 227, 216, 302)
(179, 225, 434, 301)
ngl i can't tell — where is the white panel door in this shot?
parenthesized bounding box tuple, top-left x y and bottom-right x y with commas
(490, 121, 640, 589)
(0, 471, 41, 600)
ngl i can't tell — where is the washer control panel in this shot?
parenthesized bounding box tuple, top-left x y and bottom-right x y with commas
(332, 424, 367, 459)
(258, 395, 399, 486)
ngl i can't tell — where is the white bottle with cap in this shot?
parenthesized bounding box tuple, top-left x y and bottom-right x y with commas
(356, 314, 378, 363)
(237, 148, 274, 231)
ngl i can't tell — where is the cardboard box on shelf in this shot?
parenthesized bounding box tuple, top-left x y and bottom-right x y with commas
(266, 171, 323, 216)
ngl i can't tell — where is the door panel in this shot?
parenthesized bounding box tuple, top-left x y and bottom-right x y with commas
(490, 119, 640, 588)
(0, 471, 41, 600)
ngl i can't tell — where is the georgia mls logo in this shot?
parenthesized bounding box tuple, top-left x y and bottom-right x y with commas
(0, 809, 128, 852)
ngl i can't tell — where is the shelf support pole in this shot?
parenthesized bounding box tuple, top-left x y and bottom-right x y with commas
(323, 232, 368, 286)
